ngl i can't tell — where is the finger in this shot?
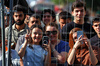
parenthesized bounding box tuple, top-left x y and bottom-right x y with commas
(78, 35, 82, 40)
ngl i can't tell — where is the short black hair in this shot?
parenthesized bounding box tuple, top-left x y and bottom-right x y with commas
(72, 1, 86, 11)
(29, 24, 43, 32)
(41, 9, 56, 21)
(13, 5, 27, 15)
(92, 15, 100, 25)
(59, 11, 71, 19)
(30, 14, 41, 20)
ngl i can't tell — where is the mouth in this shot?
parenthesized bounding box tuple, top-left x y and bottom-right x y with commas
(17, 21, 21, 22)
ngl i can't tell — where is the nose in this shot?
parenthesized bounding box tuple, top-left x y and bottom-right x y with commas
(33, 22, 36, 25)
(49, 33, 53, 36)
(78, 11, 81, 15)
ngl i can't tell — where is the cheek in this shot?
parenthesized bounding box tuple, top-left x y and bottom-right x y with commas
(21, 16, 25, 20)
(39, 35, 42, 38)
(31, 34, 35, 39)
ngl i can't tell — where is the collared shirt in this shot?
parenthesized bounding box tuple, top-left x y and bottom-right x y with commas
(5, 23, 29, 43)
(19, 44, 48, 66)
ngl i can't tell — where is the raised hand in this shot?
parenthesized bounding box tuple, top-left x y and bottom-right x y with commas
(73, 35, 83, 49)
(25, 29, 32, 44)
(82, 37, 90, 48)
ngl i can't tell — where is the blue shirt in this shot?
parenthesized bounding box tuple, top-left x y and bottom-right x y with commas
(51, 40, 69, 57)
(20, 44, 48, 66)
(51, 40, 69, 66)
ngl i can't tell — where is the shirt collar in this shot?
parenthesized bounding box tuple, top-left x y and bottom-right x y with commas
(12, 23, 29, 30)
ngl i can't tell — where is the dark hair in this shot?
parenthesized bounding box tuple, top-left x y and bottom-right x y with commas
(30, 24, 43, 33)
(29, 14, 41, 20)
(72, 1, 86, 11)
(92, 15, 100, 25)
(41, 9, 56, 22)
(13, 5, 27, 15)
(29, 24, 43, 46)
(45, 22, 58, 30)
(59, 11, 71, 19)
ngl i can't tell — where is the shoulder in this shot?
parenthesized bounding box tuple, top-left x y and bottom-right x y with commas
(60, 40, 69, 44)
(62, 22, 74, 31)
(5, 26, 9, 31)
(84, 23, 92, 26)
(66, 22, 74, 27)
(17, 35, 25, 44)
(90, 35, 97, 40)
(58, 40, 69, 48)
(19, 35, 25, 40)
(90, 35, 98, 43)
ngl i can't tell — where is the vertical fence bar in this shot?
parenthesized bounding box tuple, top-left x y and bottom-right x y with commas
(1, 0, 5, 66)
(7, 0, 13, 66)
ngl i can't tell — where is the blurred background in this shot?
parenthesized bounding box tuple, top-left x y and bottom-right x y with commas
(0, 0, 100, 26)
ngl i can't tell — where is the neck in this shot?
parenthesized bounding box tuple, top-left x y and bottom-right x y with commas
(60, 23, 65, 29)
(15, 23, 25, 31)
(51, 39, 60, 45)
(32, 41, 40, 45)
(60, 24, 63, 29)
(74, 19, 84, 24)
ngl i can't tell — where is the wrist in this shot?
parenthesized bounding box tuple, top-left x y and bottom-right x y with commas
(73, 47, 77, 50)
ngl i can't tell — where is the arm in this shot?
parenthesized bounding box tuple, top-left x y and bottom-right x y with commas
(18, 40, 27, 57)
(67, 39, 81, 65)
(43, 44, 51, 66)
(18, 33, 31, 57)
(44, 47, 51, 66)
(52, 49, 68, 63)
(86, 40, 98, 65)
(67, 48, 76, 65)
(51, 42, 68, 63)
(20, 58, 24, 66)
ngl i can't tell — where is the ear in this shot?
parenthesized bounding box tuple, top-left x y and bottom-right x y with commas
(84, 11, 86, 16)
(53, 18, 55, 22)
(92, 25, 94, 29)
(71, 11, 74, 16)
(13, 15, 14, 18)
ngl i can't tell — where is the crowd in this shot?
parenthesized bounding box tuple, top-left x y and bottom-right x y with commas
(0, 0, 100, 66)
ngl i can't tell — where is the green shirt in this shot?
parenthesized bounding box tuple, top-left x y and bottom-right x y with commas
(5, 23, 29, 43)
